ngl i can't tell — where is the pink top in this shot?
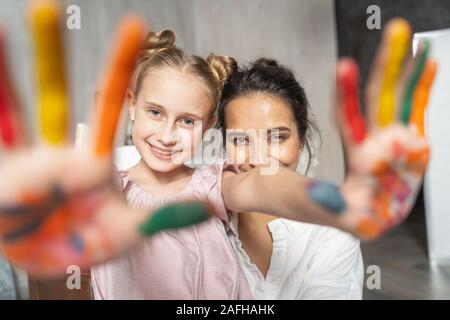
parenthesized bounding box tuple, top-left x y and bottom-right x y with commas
(90, 161, 253, 300)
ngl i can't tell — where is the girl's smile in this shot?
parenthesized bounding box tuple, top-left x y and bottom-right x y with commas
(146, 141, 182, 161)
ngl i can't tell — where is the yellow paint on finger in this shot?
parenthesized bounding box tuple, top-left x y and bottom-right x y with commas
(29, 0, 68, 145)
(378, 19, 411, 127)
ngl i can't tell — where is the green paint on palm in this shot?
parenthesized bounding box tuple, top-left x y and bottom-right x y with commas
(401, 39, 430, 124)
(138, 202, 211, 237)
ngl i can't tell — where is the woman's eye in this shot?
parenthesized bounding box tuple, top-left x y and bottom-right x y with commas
(233, 136, 249, 146)
(270, 135, 285, 143)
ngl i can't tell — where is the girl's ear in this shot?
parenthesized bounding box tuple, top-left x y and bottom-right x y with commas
(127, 89, 136, 121)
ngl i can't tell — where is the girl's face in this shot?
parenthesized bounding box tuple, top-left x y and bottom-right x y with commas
(224, 94, 303, 171)
(129, 68, 214, 173)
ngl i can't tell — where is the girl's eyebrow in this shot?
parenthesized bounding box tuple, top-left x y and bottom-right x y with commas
(143, 101, 202, 120)
(178, 112, 202, 120)
(144, 101, 165, 109)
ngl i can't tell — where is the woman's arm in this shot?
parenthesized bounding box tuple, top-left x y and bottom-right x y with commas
(222, 167, 347, 231)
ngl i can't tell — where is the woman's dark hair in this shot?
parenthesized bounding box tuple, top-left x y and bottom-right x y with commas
(216, 58, 319, 173)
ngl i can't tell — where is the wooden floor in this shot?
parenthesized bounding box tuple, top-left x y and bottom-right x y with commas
(362, 191, 450, 300)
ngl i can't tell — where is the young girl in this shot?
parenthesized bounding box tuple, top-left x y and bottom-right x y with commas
(218, 58, 363, 299)
(90, 29, 254, 299)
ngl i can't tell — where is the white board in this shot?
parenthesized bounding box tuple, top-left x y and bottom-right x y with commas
(415, 29, 450, 266)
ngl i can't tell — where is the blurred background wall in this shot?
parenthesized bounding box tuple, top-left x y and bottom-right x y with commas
(0, 0, 344, 183)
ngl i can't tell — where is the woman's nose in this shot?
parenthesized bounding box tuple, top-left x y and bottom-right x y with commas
(248, 140, 270, 166)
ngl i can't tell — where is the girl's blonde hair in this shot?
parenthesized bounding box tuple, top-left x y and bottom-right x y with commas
(131, 29, 237, 113)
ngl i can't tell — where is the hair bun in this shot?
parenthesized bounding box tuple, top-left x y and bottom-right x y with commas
(253, 58, 279, 68)
(140, 29, 176, 56)
(207, 53, 238, 85)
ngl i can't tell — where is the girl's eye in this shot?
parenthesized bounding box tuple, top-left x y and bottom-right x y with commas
(148, 109, 162, 117)
(181, 118, 195, 127)
(233, 136, 249, 146)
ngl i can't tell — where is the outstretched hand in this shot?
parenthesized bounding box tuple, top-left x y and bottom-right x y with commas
(0, 0, 214, 277)
(335, 18, 436, 240)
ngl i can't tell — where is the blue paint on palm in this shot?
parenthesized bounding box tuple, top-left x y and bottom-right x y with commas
(69, 233, 84, 253)
(307, 181, 347, 214)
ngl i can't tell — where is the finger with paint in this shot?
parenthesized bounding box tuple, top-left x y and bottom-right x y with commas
(0, 26, 26, 150)
(377, 19, 411, 127)
(93, 17, 145, 157)
(410, 60, 437, 135)
(400, 39, 430, 124)
(336, 58, 367, 145)
(138, 202, 215, 237)
(28, 0, 69, 145)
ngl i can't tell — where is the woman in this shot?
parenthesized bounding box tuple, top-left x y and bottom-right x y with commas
(218, 58, 363, 299)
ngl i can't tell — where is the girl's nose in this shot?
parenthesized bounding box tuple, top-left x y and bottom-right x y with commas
(158, 125, 177, 146)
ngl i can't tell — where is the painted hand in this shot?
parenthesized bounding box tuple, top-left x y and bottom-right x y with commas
(0, 1, 214, 277)
(335, 18, 437, 240)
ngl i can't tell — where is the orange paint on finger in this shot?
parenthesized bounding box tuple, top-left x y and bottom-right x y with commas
(405, 147, 430, 165)
(371, 160, 390, 176)
(405, 147, 430, 174)
(374, 191, 391, 222)
(410, 60, 437, 136)
(94, 17, 146, 157)
(356, 217, 381, 240)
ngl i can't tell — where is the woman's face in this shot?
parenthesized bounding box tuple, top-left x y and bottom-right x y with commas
(129, 68, 214, 173)
(224, 94, 303, 172)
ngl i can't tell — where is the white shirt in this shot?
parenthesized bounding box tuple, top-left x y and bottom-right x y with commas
(227, 214, 364, 299)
